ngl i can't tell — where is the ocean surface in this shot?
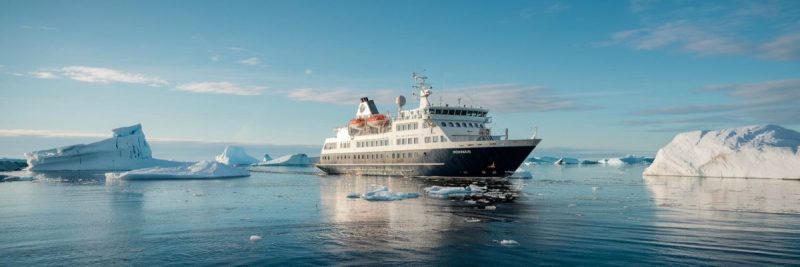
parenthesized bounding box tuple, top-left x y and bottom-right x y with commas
(1, 164, 799, 266)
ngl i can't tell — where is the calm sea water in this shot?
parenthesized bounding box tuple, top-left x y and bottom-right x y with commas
(1, 165, 799, 266)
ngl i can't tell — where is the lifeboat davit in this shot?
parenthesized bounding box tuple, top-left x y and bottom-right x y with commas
(349, 118, 366, 129)
(367, 114, 389, 128)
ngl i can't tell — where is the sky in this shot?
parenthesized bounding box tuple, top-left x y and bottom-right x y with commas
(1, 0, 799, 158)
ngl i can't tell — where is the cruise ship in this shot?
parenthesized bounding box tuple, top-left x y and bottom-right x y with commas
(316, 73, 542, 177)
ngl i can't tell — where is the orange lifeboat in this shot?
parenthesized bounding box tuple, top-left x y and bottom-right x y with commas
(367, 114, 389, 128)
(349, 118, 366, 129)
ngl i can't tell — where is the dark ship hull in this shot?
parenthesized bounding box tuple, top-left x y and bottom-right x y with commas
(316, 140, 539, 177)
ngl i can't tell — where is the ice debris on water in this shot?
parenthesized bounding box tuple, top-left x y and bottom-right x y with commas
(499, 240, 519, 246)
(360, 185, 419, 201)
(464, 218, 481, 223)
(249, 235, 262, 241)
(423, 184, 486, 198)
(105, 161, 249, 180)
(484, 205, 497, 210)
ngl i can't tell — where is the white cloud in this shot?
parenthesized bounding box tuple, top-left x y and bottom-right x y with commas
(760, 32, 800, 61)
(175, 82, 265, 96)
(237, 57, 261, 65)
(28, 71, 58, 79)
(287, 84, 587, 112)
(305, 69, 313, 75)
(20, 25, 56, 31)
(60, 66, 168, 87)
(288, 88, 398, 105)
(0, 129, 107, 138)
(211, 55, 221, 61)
(610, 21, 748, 56)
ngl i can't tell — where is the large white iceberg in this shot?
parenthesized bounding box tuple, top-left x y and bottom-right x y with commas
(644, 125, 800, 179)
(105, 160, 249, 180)
(24, 124, 181, 171)
(255, 153, 313, 166)
(215, 146, 259, 166)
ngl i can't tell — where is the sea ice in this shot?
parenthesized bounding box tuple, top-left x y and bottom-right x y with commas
(423, 184, 486, 198)
(249, 235, 262, 241)
(24, 124, 182, 171)
(526, 156, 559, 164)
(509, 167, 533, 179)
(255, 153, 313, 166)
(553, 157, 579, 165)
(0, 158, 27, 171)
(598, 155, 654, 165)
(499, 240, 519, 246)
(644, 125, 800, 179)
(105, 160, 250, 180)
(360, 185, 419, 201)
(215, 146, 259, 166)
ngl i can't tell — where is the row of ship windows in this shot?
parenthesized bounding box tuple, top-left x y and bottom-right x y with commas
(323, 136, 449, 150)
(430, 109, 487, 117)
(441, 122, 484, 128)
(321, 152, 424, 161)
(356, 140, 389, 148)
(396, 122, 419, 131)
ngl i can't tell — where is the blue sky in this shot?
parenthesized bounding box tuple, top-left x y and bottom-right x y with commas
(1, 0, 798, 156)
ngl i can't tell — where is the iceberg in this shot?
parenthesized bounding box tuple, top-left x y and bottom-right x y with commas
(644, 125, 800, 179)
(424, 184, 486, 198)
(509, 167, 533, 179)
(255, 153, 313, 166)
(580, 159, 599, 165)
(0, 158, 27, 171)
(598, 155, 654, 165)
(105, 160, 249, 180)
(360, 185, 419, 201)
(526, 156, 559, 164)
(554, 157, 579, 165)
(24, 124, 182, 171)
(262, 154, 272, 162)
(215, 146, 259, 166)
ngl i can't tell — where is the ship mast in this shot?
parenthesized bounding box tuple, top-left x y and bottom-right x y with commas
(413, 72, 432, 109)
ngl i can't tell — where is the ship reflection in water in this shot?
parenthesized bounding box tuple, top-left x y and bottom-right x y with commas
(1, 166, 799, 265)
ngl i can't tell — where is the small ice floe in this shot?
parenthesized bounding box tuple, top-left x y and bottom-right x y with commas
(465, 200, 477, 205)
(345, 192, 360, 198)
(249, 235, 263, 241)
(568, 203, 577, 208)
(484, 205, 497, 210)
(553, 157, 579, 165)
(360, 185, 419, 201)
(464, 217, 481, 223)
(591, 186, 601, 192)
(499, 240, 519, 246)
(508, 167, 533, 179)
(424, 184, 486, 198)
(105, 160, 250, 180)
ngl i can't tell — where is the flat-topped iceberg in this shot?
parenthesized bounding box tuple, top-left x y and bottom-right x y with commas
(215, 146, 259, 166)
(526, 156, 559, 164)
(360, 185, 419, 201)
(105, 160, 249, 180)
(24, 124, 181, 171)
(424, 184, 486, 198)
(644, 125, 800, 179)
(255, 153, 313, 166)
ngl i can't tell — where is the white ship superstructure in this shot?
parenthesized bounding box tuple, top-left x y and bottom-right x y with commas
(316, 73, 541, 177)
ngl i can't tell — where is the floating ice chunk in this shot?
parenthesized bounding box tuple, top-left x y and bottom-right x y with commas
(255, 153, 313, 166)
(526, 156, 559, 164)
(644, 125, 800, 179)
(0, 158, 27, 171)
(424, 184, 486, 198)
(509, 167, 533, 179)
(598, 155, 654, 165)
(499, 240, 519, 246)
(105, 160, 250, 180)
(554, 157, 579, 165)
(592, 186, 601, 192)
(360, 185, 419, 201)
(215, 146, 259, 166)
(249, 235, 262, 241)
(484, 205, 497, 210)
(464, 217, 481, 223)
(24, 124, 183, 171)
